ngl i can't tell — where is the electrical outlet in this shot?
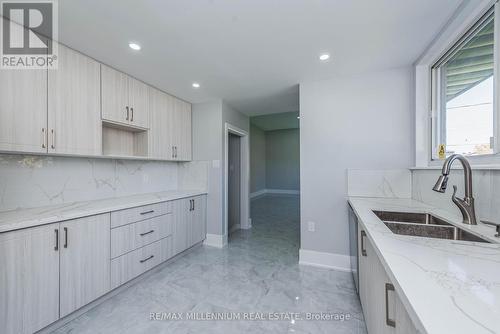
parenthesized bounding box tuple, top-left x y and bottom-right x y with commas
(307, 221, 315, 232)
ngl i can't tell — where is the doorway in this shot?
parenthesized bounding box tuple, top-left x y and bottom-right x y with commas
(228, 133, 241, 234)
(224, 123, 250, 244)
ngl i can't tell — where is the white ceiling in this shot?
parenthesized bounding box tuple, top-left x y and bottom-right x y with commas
(58, 0, 462, 116)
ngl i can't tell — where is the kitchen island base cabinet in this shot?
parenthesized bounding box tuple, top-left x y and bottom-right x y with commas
(0, 224, 60, 334)
(358, 224, 419, 334)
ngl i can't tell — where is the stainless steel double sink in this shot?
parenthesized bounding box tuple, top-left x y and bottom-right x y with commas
(373, 211, 490, 243)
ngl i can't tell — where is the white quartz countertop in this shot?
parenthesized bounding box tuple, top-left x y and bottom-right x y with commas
(348, 197, 500, 334)
(0, 189, 207, 233)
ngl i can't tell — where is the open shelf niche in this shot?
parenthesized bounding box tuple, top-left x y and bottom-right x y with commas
(102, 122, 148, 158)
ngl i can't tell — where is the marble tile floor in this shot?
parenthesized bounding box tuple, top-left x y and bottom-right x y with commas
(52, 195, 366, 334)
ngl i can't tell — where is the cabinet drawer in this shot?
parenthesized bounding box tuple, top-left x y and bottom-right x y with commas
(111, 214, 173, 258)
(110, 236, 173, 289)
(111, 202, 172, 228)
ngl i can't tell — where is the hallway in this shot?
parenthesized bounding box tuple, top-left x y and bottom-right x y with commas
(53, 195, 365, 334)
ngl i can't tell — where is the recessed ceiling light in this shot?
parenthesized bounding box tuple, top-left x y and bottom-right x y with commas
(319, 53, 330, 61)
(129, 43, 141, 51)
(192, 82, 200, 88)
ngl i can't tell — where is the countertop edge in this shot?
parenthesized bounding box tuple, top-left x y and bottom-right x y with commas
(0, 189, 208, 234)
(348, 196, 500, 334)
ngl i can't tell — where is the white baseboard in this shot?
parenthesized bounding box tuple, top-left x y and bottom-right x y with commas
(250, 189, 300, 199)
(229, 223, 241, 234)
(299, 249, 351, 272)
(267, 189, 300, 195)
(250, 189, 267, 199)
(203, 234, 227, 248)
(241, 218, 252, 229)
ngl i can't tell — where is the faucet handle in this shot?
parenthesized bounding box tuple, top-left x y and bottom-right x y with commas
(451, 185, 463, 205)
(481, 220, 500, 237)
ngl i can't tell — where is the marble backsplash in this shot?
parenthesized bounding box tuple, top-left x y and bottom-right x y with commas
(412, 169, 500, 222)
(347, 169, 412, 198)
(0, 154, 210, 212)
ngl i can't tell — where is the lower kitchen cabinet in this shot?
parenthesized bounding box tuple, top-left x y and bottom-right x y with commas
(358, 223, 419, 334)
(59, 214, 111, 317)
(0, 215, 110, 334)
(0, 224, 60, 334)
(110, 236, 173, 288)
(0, 195, 206, 333)
(173, 198, 190, 254)
(174, 196, 207, 255)
(189, 195, 207, 247)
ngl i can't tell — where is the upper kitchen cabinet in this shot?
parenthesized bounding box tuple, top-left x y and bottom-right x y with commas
(148, 87, 174, 159)
(148, 87, 192, 161)
(171, 98, 192, 161)
(101, 65, 149, 129)
(128, 77, 149, 128)
(48, 44, 102, 156)
(0, 64, 47, 154)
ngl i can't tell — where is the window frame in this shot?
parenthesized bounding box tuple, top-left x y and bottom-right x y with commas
(430, 5, 499, 162)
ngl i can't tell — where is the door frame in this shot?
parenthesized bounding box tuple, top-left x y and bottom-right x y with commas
(224, 122, 250, 242)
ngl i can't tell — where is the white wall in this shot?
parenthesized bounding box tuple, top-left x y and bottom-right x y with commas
(299, 67, 414, 260)
(266, 129, 300, 191)
(250, 124, 266, 193)
(192, 100, 249, 239)
(192, 101, 224, 236)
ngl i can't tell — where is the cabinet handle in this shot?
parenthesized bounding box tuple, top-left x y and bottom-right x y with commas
(140, 210, 155, 215)
(41, 128, 46, 148)
(140, 230, 155, 237)
(172, 146, 175, 159)
(126, 106, 129, 120)
(54, 229, 59, 251)
(140, 255, 154, 263)
(63, 227, 68, 248)
(361, 230, 367, 256)
(175, 146, 177, 158)
(385, 283, 396, 328)
(131, 107, 134, 122)
(192, 199, 195, 211)
(50, 129, 55, 149)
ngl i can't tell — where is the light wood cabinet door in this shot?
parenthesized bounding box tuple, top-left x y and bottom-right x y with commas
(128, 77, 149, 129)
(171, 98, 192, 161)
(148, 87, 175, 159)
(358, 225, 419, 334)
(59, 214, 111, 317)
(0, 64, 47, 153)
(101, 65, 129, 126)
(395, 295, 420, 334)
(48, 44, 101, 155)
(190, 195, 207, 246)
(358, 228, 371, 326)
(173, 198, 190, 255)
(0, 224, 60, 334)
(363, 234, 396, 334)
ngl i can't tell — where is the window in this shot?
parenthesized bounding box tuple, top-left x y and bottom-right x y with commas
(431, 7, 496, 158)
